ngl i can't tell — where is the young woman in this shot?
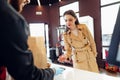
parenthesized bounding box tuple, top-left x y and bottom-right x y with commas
(58, 10, 99, 73)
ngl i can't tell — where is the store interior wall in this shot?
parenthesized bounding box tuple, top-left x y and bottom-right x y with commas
(22, 0, 104, 68)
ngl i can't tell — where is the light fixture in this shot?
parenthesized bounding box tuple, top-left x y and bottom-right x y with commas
(36, 11, 42, 15)
(37, 0, 41, 6)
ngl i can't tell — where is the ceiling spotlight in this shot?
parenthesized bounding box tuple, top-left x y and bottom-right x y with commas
(49, 3, 52, 6)
(37, 0, 41, 6)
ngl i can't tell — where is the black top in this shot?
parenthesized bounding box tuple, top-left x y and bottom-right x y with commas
(0, 0, 54, 80)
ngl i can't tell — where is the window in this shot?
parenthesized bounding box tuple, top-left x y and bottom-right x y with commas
(29, 23, 50, 57)
(29, 23, 45, 37)
(101, 0, 120, 59)
(101, 0, 120, 6)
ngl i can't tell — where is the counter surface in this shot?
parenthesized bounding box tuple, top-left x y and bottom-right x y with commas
(51, 64, 120, 80)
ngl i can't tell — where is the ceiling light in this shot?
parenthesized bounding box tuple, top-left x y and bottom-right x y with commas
(37, 0, 41, 6)
(36, 11, 42, 15)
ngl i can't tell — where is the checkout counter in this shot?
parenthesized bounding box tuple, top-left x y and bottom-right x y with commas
(51, 64, 120, 80)
(28, 37, 119, 80)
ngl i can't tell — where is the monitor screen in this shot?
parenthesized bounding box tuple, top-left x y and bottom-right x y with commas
(106, 6, 120, 66)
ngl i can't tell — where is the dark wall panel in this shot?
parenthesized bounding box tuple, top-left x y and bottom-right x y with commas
(22, 5, 49, 23)
(48, 4, 59, 47)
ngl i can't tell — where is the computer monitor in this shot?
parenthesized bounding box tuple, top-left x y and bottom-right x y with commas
(106, 6, 120, 66)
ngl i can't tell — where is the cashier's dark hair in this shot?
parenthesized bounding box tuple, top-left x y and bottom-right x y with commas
(63, 10, 80, 32)
(10, 0, 19, 12)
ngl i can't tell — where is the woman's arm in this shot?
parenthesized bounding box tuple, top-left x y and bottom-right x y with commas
(63, 33, 72, 58)
(83, 24, 98, 57)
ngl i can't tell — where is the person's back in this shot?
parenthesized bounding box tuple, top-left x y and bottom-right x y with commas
(0, 0, 30, 68)
(0, 0, 55, 80)
(0, 0, 65, 79)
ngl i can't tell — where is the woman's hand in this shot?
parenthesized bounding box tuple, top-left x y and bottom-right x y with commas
(58, 55, 67, 63)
